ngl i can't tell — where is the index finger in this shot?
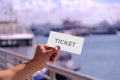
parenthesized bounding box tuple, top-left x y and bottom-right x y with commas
(38, 44, 52, 50)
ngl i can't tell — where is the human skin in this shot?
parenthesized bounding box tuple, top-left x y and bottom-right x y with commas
(0, 44, 60, 80)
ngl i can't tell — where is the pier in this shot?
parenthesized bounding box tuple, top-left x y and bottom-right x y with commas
(0, 48, 97, 80)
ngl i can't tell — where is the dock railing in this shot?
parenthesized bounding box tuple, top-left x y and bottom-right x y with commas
(0, 48, 97, 80)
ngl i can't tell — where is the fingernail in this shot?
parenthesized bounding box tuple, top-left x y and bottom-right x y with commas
(55, 46, 60, 50)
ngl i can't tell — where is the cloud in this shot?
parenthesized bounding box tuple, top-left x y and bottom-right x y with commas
(58, 0, 120, 25)
(0, 0, 120, 25)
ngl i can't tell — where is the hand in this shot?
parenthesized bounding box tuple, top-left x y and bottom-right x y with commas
(0, 44, 60, 80)
(32, 44, 60, 69)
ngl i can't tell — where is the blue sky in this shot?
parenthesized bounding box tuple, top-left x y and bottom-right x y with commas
(0, 0, 120, 25)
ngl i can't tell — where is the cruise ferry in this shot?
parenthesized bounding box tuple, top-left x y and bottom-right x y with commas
(0, 1, 34, 48)
(0, 20, 34, 47)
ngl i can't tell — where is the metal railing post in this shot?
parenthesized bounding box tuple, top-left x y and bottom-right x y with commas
(15, 57, 19, 65)
(49, 71, 56, 80)
(4, 53, 8, 69)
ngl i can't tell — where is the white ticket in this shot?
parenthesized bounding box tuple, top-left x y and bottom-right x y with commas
(47, 31, 84, 55)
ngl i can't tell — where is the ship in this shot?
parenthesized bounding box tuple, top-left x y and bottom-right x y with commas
(0, 0, 34, 48)
(0, 20, 34, 47)
(91, 27, 117, 35)
(52, 19, 91, 36)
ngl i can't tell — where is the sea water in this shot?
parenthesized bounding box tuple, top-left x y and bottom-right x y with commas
(34, 32, 120, 80)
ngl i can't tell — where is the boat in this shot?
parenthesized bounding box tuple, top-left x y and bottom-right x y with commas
(0, 20, 34, 47)
(91, 27, 117, 35)
(0, 1, 34, 48)
(62, 19, 91, 36)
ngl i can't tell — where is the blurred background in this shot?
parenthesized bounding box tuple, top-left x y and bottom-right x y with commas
(0, 0, 120, 80)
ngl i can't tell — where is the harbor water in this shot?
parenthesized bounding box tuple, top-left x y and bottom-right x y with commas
(34, 32, 120, 80)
